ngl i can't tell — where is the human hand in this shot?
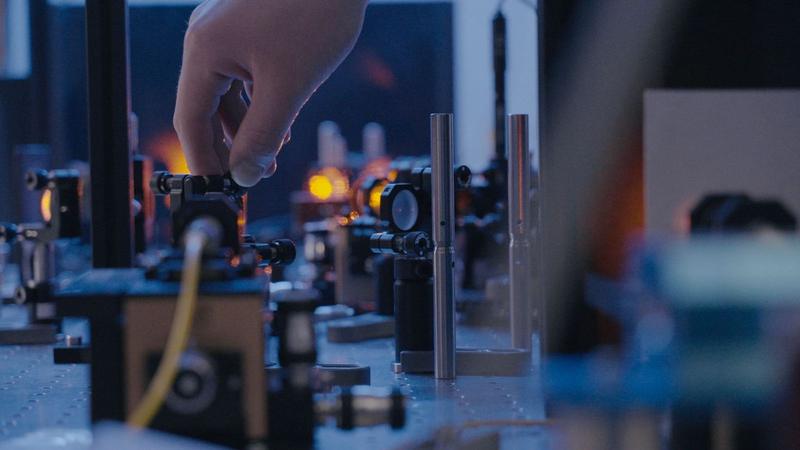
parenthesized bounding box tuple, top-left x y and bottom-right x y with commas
(173, 0, 368, 186)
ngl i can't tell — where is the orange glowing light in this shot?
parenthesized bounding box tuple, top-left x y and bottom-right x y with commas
(350, 157, 391, 214)
(238, 195, 248, 233)
(309, 174, 334, 200)
(387, 170, 398, 182)
(362, 158, 391, 179)
(368, 181, 386, 214)
(40, 190, 52, 222)
(338, 210, 361, 226)
(308, 167, 349, 201)
(147, 132, 190, 174)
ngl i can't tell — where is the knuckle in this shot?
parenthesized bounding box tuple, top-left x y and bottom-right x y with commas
(242, 127, 275, 152)
(183, 18, 215, 51)
(172, 113, 182, 134)
(172, 111, 185, 134)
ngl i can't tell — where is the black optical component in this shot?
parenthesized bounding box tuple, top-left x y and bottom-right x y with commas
(377, 165, 470, 235)
(370, 231, 430, 257)
(172, 196, 240, 252)
(691, 193, 797, 233)
(151, 171, 246, 210)
(273, 289, 320, 366)
(455, 165, 472, 189)
(379, 183, 421, 232)
(25, 169, 50, 190)
(152, 171, 247, 252)
(24, 168, 82, 240)
(248, 239, 297, 266)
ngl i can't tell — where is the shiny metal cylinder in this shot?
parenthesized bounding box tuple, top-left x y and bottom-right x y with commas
(508, 114, 532, 350)
(32, 242, 54, 284)
(430, 113, 456, 379)
(20, 240, 53, 285)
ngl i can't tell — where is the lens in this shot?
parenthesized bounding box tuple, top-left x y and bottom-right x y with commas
(40, 190, 52, 223)
(391, 190, 418, 231)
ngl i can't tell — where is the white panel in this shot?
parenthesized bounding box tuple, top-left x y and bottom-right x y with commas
(454, 0, 538, 170)
(644, 90, 800, 234)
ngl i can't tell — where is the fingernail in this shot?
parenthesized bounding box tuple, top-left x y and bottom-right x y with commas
(263, 159, 278, 178)
(231, 156, 273, 187)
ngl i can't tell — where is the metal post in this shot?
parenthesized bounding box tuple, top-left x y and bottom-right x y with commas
(32, 241, 54, 284)
(86, 0, 133, 267)
(508, 114, 532, 350)
(431, 113, 456, 379)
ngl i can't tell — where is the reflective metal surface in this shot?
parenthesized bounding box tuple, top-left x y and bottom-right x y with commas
(507, 114, 532, 350)
(0, 311, 545, 449)
(430, 113, 456, 380)
(0, 108, 544, 445)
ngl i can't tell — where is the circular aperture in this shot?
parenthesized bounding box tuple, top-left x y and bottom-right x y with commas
(391, 190, 419, 231)
(165, 352, 218, 415)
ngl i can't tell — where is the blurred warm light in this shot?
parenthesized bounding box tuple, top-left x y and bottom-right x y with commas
(352, 158, 390, 194)
(309, 174, 334, 200)
(308, 167, 349, 201)
(388, 170, 398, 182)
(674, 198, 694, 235)
(359, 50, 397, 90)
(351, 157, 391, 214)
(369, 181, 386, 214)
(362, 158, 390, 179)
(338, 211, 361, 226)
(148, 132, 190, 174)
(238, 195, 248, 233)
(40, 190, 52, 222)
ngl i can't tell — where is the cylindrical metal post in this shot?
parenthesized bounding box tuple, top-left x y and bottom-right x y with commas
(431, 113, 456, 379)
(32, 241, 54, 284)
(508, 114, 532, 350)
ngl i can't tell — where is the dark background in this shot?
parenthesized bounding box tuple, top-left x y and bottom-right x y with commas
(0, 1, 452, 222)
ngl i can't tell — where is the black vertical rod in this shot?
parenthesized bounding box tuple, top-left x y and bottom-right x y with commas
(86, 0, 133, 268)
(493, 11, 507, 161)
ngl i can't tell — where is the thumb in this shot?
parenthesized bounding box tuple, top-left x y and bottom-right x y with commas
(229, 83, 300, 187)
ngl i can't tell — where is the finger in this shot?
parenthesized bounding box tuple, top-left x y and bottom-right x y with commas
(218, 80, 247, 146)
(229, 83, 300, 187)
(283, 128, 292, 146)
(259, 123, 291, 178)
(263, 159, 278, 178)
(174, 52, 232, 175)
(211, 113, 230, 172)
(243, 81, 254, 105)
(214, 81, 248, 173)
